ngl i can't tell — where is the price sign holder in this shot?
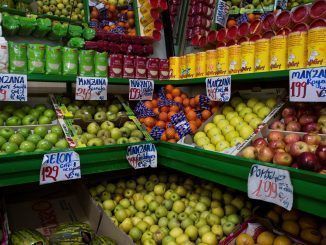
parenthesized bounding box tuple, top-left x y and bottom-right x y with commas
(248, 164, 293, 210)
(40, 151, 81, 185)
(206, 76, 231, 101)
(0, 74, 27, 101)
(126, 143, 157, 169)
(289, 67, 326, 102)
(75, 77, 108, 101)
(129, 79, 154, 101)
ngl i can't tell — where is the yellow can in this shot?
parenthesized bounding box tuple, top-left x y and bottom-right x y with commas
(195, 52, 206, 78)
(287, 31, 307, 69)
(270, 35, 287, 71)
(186, 53, 196, 78)
(169, 56, 180, 80)
(216, 47, 229, 76)
(255, 38, 270, 72)
(307, 27, 326, 68)
(228, 45, 241, 74)
(206, 49, 217, 77)
(240, 41, 255, 74)
(180, 55, 187, 79)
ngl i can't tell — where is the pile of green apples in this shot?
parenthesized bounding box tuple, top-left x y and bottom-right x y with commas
(73, 120, 144, 146)
(89, 174, 253, 245)
(0, 125, 68, 155)
(0, 104, 56, 126)
(193, 96, 277, 152)
(36, 0, 84, 21)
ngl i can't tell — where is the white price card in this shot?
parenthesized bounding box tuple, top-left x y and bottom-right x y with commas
(0, 74, 27, 101)
(40, 151, 81, 185)
(75, 77, 108, 101)
(206, 76, 231, 101)
(129, 79, 154, 100)
(215, 0, 230, 27)
(126, 143, 157, 169)
(248, 164, 293, 210)
(289, 67, 326, 102)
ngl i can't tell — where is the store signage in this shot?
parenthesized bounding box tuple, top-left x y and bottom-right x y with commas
(215, 0, 230, 27)
(75, 77, 108, 101)
(126, 143, 157, 169)
(248, 164, 293, 210)
(129, 79, 154, 100)
(0, 74, 27, 101)
(206, 76, 231, 101)
(40, 151, 81, 185)
(289, 67, 326, 102)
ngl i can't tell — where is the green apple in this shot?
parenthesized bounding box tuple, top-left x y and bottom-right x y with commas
(43, 109, 56, 119)
(235, 103, 247, 113)
(249, 117, 262, 129)
(246, 98, 259, 108)
(110, 128, 122, 140)
(213, 115, 226, 125)
(34, 126, 48, 138)
(257, 106, 271, 119)
(265, 97, 277, 108)
(225, 131, 240, 142)
(185, 225, 198, 241)
(27, 134, 42, 144)
(22, 115, 37, 125)
(227, 214, 240, 224)
(29, 109, 41, 119)
(0, 136, 6, 148)
(38, 115, 52, 124)
(120, 127, 131, 137)
(172, 200, 185, 213)
(226, 111, 239, 121)
(44, 133, 59, 145)
(6, 116, 21, 126)
(20, 141, 36, 152)
(37, 139, 53, 151)
(230, 97, 243, 108)
(230, 137, 244, 146)
(9, 133, 24, 145)
(87, 122, 100, 134)
(222, 221, 236, 235)
(55, 139, 69, 149)
(244, 113, 257, 123)
(35, 104, 47, 113)
(196, 137, 210, 147)
(239, 125, 254, 139)
(221, 125, 235, 135)
(0, 111, 10, 121)
(117, 137, 129, 144)
(51, 125, 63, 137)
(210, 134, 225, 145)
(235, 121, 249, 131)
(21, 105, 32, 114)
(3, 104, 15, 114)
(222, 106, 234, 116)
(215, 140, 230, 152)
(0, 117, 3, 126)
(13, 109, 25, 119)
(229, 116, 243, 127)
(239, 107, 253, 118)
(207, 127, 221, 138)
(1, 142, 18, 153)
(204, 123, 216, 133)
(87, 138, 104, 146)
(108, 104, 120, 114)
(124, 121, 138, 131)
(17, 128, 30, 138)
(253, 102, 265, 114)
(216, 119, 229, 129)
(129, 137, 141, 143)
(203, 144, 215, 151)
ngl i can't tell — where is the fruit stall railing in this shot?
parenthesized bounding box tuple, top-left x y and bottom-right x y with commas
(0, 141, 325, 218)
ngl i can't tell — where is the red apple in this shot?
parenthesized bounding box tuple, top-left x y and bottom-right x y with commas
(285, 144, 292, 153)
(294, 102, 307, 109)
(297, 108, 313, 118)
(257, 147, 274, 163)
(268, 131, 284, 142)
(241, 146, 257, 160)
(303, 133, 321, 145)
(286, 121, 301, 132)
(270, 120, 286, 130)
(290, 141, 309, 157)
(273, 152, 293, 166)
(308, 145, 318, 153)
(297, 152, 320, 172)
(282, 107, 296, 118)
(275, 148, 286, 153)
(299, 115, 317, 126)
(269, 140, 286, 150)
(292, 163, 299, 169)
(284, 133, 301, 145)
(252, 138, 268, 150)
(316, 145, 326, 165)
(284, 115, 297, 125)
(302, 122, 320, 133)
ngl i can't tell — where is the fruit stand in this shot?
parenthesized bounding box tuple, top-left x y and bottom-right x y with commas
(0, 0, 325, 244)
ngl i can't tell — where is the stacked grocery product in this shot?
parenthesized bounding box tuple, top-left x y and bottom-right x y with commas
(168, 0, 182, 28)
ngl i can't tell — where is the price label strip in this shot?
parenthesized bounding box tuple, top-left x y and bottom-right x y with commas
(248, 164, 293, 210)
(126, 143, 157, 169)
(206, 76, 231, 102)
(289, 67, 326, 102)
(75, 77, 108, 101)
(0, 74, 27, 101)
(40, 151, 81, 185)
(129, 79, 154, 101)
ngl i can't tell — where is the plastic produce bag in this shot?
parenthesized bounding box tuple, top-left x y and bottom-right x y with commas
(33, 18, 52, 38)
(68, 25, 83, 37)
(48, 22, 68, 41)
(67, 37, 85, 49)
(18, 16, 36, 36)
(62, 47, 78, 75)
(27, 43, 45, 74)
(45, 46, 62, 75)
(0, 37, 8, 73)
(2, 15, 19, 36)
(83, 27, 96, 41)
(9, 42, 27, 74)
(95, 52, 108, 77)
(79, 50, 94, 76)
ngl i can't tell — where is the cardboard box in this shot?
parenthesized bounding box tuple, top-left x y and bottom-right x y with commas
(5, 184, 133, 244)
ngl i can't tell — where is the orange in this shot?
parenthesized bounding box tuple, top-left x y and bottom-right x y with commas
(159, 112, 168, 121)
(144, 101, 153, 109)
(146, 127, 152, 132)
(166, 128, 176, 139)
(175, 134, 180, 141)
(156, 121, 166, 128)
(186, 111, 197, 121)
(235, 233, 254, 245)
(201, 110, 212, 120)
(139, 118, 145, 123)
(273, 235, 291, 245)
(227, 19, 236, 28)
(168, 111, 176, 120)
(151, 99, 158, 108)
(172, 88, 181, 97)
(174, 96, 183, 104)
(166, 93, 173, 100)
(144, 117, 155, 128)
(196, 118, 202, 127)
(161, 132, 167, 141)
(189, 121, 197, 134)
(165, 84, 174, 93)
(168, 139, 177, 143)
(181, 93, 188, 99)
(153, 107, 159, 115)
(248, 13, 255, 23)
(194, 95, 200, 105)
(211, 107, 218, 114)
(184, 106, 192, 113)
(170, 105, 180, 112)
(189, 98, 196, 107)
(183, 98, 190, 107)
(257, 231, 275, 245)
(282, 221, 300, 236)
(108, 5, 116, 12)
(128, 19, 135, 27)
(160, 106, 169, 113)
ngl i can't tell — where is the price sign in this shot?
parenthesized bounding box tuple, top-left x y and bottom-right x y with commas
(0, 74, 27, 101)
(40, 151, 81, 185)
(75, 77, 108, 101)
(289, 67, 326, 102)
(126, 143, 157, 169)
(215, 0, 230, 27)
(248, 164, 293, 210)
(206, 76, 231, 101)
(129, 79, 154, 100)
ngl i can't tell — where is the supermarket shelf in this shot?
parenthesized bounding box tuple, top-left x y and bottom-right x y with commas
(157, 142, 326, 218)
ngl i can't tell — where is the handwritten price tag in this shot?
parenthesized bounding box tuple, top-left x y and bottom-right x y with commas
(248, 164, 293, 210)
(75, 77, 108, 101)
(129, 79, 154, 100)
(289, 67, 326, 102)
(126, 143, 157, 169)
(206, 76, 231, 101)
(40, 151, 81, 185)
(0, 74, 27, 101)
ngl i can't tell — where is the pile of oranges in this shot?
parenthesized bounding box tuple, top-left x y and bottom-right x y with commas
(138, 85, 219, 143)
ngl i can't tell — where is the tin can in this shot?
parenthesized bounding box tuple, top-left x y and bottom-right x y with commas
(216, 47, 228, 76)
(180, 55, 187, 79)
(240, 41, 255, 74)
(255, 38, 270, 72)
(288, 31, 307, 69)
(195, 52, 206, 78)
(228, 45, 241, 74)
(206, 49, 217, 76)
(169, 56, 180, 80)
(307, 26, 326, 67)
(186, 53, 196, 78)
(270, 35, 287, 71)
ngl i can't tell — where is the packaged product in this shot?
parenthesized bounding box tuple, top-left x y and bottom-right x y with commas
(67, 37, 85, 49)
(94, 51, 108, 77)
(32, 18, 52, 38)
(18, 16, 36, 36)
(2, 15, 19, 36)
(79, 50, 95, 76)
(48, 22, 68, 41)
(0, 37, 8, 73)
(45, 46, 62, 75)
(62, 47, 78, 75)
(27, 43, 45, 74)
(8, 42, 27, 74)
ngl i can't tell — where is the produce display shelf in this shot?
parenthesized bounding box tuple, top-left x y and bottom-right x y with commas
(157, 142, 326, 218)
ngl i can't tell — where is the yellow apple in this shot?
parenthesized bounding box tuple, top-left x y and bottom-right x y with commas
(253, 102, 265, 114)
(210, 134, 225, 145)
(230, 97, 243, 108)
(203, 144, 216, 151)
(222, 106, 234, 116)
(249, 118, 263, 129)
(239, 107, 253, 118)
(222, 125, 235, 135)
(216, 119, 229, 129)
(246, 98, 259, 108)
(230, 137, 244, 146)
(225, 131, 240, 142)
(257, 106, 271, 119)
(236, 121, 249, 131)
(239, 125, 254, 139)
(207, 127, 222, 139)
(244, 113, 258, 123)
(226, 111, 239, 121)
(265, 97, 277, 108)
(230, 116, 243, 127)
(194, 132, 206, 143)
(215, 140, 230, 152)
(235, 103, 247, 113)
(213, 115, 226, 125)
(196, 137, 210, 147)
(204, 123, 217, 133)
